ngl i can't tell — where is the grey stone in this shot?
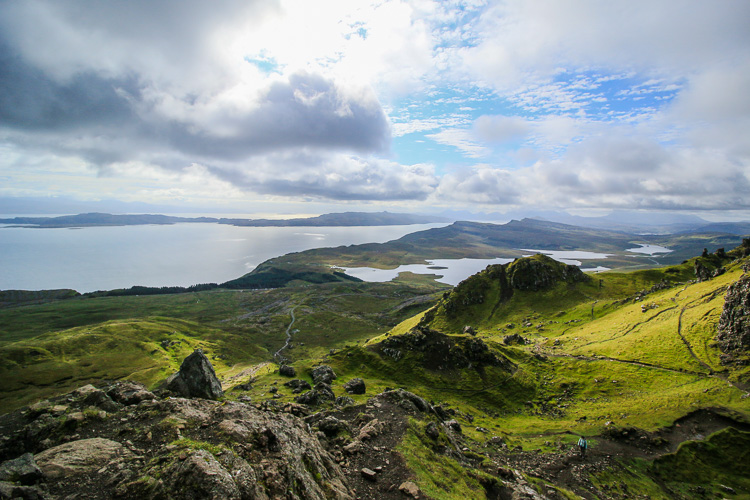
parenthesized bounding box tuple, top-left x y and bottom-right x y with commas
(106, 381, 155, 406)
(360, 467, 377, 481)
(35, 438, 133, 479)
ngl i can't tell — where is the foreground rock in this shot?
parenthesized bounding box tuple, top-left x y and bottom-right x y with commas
(35, 438, 133, 479)
(0, 381, 353, 499)
(166, 349, 224, 400)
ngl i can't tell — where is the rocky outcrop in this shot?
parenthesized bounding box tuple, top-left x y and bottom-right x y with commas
(716, 274, 750, 357)
(376, 327, 515, 372)
(507, 254, 590, 291)
(438, 254, 590, 319)
(0, 381, 354, 499)
(166, 349, 224, 400)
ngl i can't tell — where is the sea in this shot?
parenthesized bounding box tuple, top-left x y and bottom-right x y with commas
(0, 219, 674, 293)
(0, 221, 449, 293)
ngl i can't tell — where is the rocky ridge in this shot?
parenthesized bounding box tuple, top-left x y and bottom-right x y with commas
(716, 271, 750, 361)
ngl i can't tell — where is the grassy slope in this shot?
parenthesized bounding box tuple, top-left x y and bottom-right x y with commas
(0, 280, 447, 412)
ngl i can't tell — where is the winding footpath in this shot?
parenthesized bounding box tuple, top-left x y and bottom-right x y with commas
(274, 306, 298, 364)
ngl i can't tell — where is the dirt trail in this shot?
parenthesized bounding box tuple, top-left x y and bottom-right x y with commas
(273, 305, 298, 363)
(676, 306, 714, 373)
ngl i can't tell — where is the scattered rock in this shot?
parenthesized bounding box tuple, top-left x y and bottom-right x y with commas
(166, 349, 224, 400)
(335, 396, 355, 407)
(284, 379, 312, 393)
(360, 467, 377, 481)
(445, 420, 462, 433)
(425, 422, 440, 440)
(343, 378, 366, 395)
(358, 419, 385, 441)
(311, 365, 337, 385)
(385, 389, 431, 413)
(317, 417, 350, 438)
(0, 482, 50, 500)
(399, 480, 421, 497)
(279, 364, 296, 377)
(0, 453, 43, 485)
(503, 333, 527, 345)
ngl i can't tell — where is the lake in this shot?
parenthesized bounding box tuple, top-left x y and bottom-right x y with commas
(341, 249, 616, 287)
(0, 223, 448, 292)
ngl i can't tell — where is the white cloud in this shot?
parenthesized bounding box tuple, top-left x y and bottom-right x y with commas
(427, 129, 490, 158)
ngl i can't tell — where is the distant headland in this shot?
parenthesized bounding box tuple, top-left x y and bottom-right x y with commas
(0, 211, 449, 229)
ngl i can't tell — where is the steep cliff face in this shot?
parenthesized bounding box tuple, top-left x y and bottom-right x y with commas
(716, 273, 750, 358)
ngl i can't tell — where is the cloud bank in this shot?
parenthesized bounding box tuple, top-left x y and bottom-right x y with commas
(0, 0, 748, 213)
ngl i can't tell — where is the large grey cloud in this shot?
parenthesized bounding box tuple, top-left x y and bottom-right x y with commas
(0, 0, 407, 201)
(207, 151, 437, 201)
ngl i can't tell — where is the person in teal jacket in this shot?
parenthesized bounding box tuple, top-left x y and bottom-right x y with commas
(578, 436, 588, 459)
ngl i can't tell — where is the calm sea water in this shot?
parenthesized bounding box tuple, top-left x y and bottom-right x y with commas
(0, 223, 448, 292)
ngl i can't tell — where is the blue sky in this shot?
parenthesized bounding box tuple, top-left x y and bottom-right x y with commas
(0, 0, 749, 217)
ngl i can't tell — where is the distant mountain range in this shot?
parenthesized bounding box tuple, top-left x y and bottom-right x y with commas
(438, 209, 750, 235)
(0, 211, 449, 228)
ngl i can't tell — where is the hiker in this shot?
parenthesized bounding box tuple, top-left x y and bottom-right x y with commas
(578, 436, 588, 459)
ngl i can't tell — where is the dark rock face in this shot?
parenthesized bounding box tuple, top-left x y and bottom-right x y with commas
(311, 365, 337, 385)
(716, 274, 750, 356)
(343, 378, 366, 395)
(166, 349, 224, 400)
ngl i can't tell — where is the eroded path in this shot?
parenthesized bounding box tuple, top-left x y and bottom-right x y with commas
(273, 305, 298, 363)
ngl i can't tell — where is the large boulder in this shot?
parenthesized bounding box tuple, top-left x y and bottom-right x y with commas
(166, 349, 223, 400)
(35, 438, 133, 479)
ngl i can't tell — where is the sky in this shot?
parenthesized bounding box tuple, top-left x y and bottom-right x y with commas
(1, 0, 749, 218)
